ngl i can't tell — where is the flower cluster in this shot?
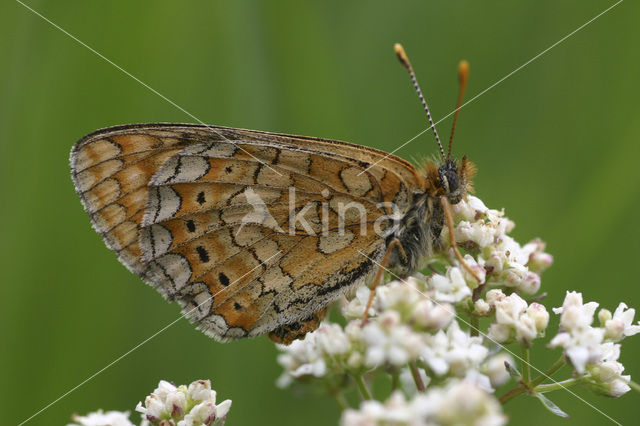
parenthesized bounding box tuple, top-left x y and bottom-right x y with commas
(484, 290, 549, 344)
(277, 195, 640, 423)
(451, 197, 552, 295)
(69, 380, 231, 426)
(70, 411, 135, 426)
(342, 380, 506, 426)
(549, 291, 639, 396)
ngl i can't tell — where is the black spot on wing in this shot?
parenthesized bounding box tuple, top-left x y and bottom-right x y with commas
(219, 272, 230, 286)
(196, 246, 210, 263)
(197, 191, 206, 205)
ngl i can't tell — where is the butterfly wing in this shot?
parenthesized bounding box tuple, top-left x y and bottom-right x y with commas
(71, 123, 423, 342)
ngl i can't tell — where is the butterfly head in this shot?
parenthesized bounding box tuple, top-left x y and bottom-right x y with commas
(421, 155, 475, 203)
(437, 156, 475, 204)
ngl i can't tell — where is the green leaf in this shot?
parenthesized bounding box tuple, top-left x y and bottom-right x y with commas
(534, 392, 570, 418)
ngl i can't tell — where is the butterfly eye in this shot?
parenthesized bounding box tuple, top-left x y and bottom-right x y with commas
(444, 171, 460, 194)
(438, 163, 464, 204)
(438, 163, 459, 193)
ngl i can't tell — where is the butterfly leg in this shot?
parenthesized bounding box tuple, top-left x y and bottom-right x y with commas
(360, 238, 406, 326)
(268, 307, 328, 345)
(440, 196, 482, 283)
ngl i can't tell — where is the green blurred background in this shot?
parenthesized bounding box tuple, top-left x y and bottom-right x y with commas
(1, 1, 639, 424)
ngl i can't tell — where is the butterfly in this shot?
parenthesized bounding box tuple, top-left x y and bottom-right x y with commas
(70, 44, 477, 345)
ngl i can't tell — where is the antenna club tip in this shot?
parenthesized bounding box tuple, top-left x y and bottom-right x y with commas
(394, 43, 410, 67)
(458, 60, 470, 82)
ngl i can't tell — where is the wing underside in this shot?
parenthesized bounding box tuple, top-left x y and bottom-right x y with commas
(70, 123, 421, 340)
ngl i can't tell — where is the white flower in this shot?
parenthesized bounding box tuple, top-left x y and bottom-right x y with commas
(341, 391, 418, 426)
(455, 219, 496, 248)
(582, 342, 631, 397)
(604, 303, 640, 341)
(429, 380, 506, 426)
(342, 277, 454, 333)
(342, 286, 376, 319)
(585, 360, 631, 397)
(474, 299, 491, 316)
(411, 298, 455, 330)
(485, 289, 505, 305)
(341, 381, 505, 426)
(182, 401, 216, 426)
(316, 323, 351, 356)
(447, 196, 550, 297)
(487, 323, 511, 343)
(598, 308, 612, 325)
(553, 291, 599, 327)
(69, 410, 134, 426)
(501, 262, 540, 294)
(527, 303, 550, 332)
(463, 369, 495, 393)
(459, 254, 487, 287)
(276, 334, 327, 385)
(135, 380, 231, 426)
(486, 291, 547, 344)
(362, 311, 424, 367)
(549, 291, 606, 373)
(521, 239, 554, 272)
(485, 252, 506, 276)
(421, 322, 488, 377)
(452, 194, 490, 222)
(376, 277, 426, 312)
(427, 266, 472, 303)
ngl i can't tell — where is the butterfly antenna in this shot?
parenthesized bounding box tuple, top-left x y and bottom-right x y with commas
(394, 43, 445, 159)
(447, 60, 469, 160)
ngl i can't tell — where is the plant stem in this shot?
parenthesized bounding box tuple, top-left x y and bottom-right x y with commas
(332, 390, 349, 410)
(522, 347, 531, 385)
(390, 370, 400, 391)
(353, 374, 372, 400)
(534, 378, 579, 393)
(499, 385, 525, 404)
(628, 380, 640, 393)
(531, 355, 566, 387)
(409, 361, 426, 392)
(500, 355, 566, 404)
(470, 315, 479, 337)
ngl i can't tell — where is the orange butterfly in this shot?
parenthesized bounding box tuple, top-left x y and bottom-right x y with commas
(70, 44, 477, 344)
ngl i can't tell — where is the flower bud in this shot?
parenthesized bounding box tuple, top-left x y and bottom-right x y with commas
(474, 299, 491, 316)
(526, 303, 549, 332)
(598, 309, 612, 325)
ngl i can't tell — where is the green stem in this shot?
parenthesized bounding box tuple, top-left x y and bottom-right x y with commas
(409, 361, 426, 392)
(500, 355, 567, 405)
(353, 374, 372, 400)
(332, 390, 349, 410)
(534, 378, 579, 393)
(499, 385, 525, 404)
(628, 380, 640, 393)
(470, 315, 479, 337)
(390, 369, 400, 391)
(531, 355, 566, 387)
(522, 347, 531, 385)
